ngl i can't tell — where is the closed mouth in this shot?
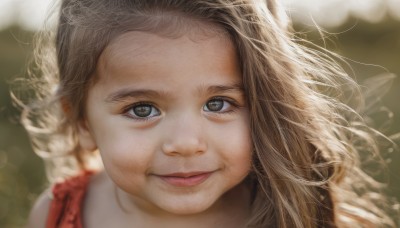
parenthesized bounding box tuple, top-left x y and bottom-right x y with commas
(156, 171, 214, 187)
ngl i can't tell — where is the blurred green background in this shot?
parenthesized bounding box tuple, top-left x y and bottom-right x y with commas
(0, 16, 400, 228)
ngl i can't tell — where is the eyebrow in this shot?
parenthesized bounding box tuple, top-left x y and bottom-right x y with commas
(105, 83, 244, 103)
(105, 89, 170, 103)
(203, 83, 244, 95)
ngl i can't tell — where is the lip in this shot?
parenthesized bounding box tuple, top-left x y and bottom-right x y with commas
(156, 171, 214, 187)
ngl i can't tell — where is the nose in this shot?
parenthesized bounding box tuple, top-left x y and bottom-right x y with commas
(161, 113, 207, 157)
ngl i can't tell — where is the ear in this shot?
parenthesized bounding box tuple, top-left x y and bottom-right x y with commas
(77, 120, 97, 151)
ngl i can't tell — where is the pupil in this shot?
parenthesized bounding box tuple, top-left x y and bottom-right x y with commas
(207, 100, 223, 111)
(134, 105, 151, 117)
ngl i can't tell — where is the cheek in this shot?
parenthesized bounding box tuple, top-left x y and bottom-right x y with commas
(212, 114, 253, 172)
(97, 132, 156, 193)
(228, 132, 253, 174)
(93, 127, 156, 173)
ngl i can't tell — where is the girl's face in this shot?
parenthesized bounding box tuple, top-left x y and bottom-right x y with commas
(79, 30, 252, 215)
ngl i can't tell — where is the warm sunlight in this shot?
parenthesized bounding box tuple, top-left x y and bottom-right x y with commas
(1, 0, 400, 30)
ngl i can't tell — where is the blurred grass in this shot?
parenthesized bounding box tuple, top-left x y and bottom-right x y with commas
(295, 19, 400, 205)
(0, 19, 399, 227)
(0, 27, 46, 228)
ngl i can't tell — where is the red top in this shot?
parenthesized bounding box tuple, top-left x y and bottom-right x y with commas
(46, 171, 93, 228)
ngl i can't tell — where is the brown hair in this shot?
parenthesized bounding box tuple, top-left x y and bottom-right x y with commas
(21, 0, 398, 227)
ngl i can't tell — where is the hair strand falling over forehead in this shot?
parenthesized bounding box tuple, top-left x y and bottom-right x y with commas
(19, 0, 399, 227)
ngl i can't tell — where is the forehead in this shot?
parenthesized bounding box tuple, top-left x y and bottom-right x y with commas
(95, 25, 239, 84)
(100, 19, 230, 62)
(90, 28, 243, 103)
(104, 31, 230, 62)
(104, 20, 230, 57)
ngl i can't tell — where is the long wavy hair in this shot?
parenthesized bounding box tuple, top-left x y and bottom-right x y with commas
(20, 0, 398, 227)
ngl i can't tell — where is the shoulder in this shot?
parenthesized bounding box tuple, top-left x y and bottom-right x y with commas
(26, 188, 52, 228)
(26, 171, 96, 228)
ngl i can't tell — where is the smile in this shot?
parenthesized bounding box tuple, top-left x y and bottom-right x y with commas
(156, 171, 214, 187)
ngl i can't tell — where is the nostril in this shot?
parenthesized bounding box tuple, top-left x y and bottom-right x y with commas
(161, 115, 207, 156)
(161, 138, 207, 156)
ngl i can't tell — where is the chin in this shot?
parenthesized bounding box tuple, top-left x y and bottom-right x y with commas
(156, 195, 217, 215)
(161, 205, 211, 215)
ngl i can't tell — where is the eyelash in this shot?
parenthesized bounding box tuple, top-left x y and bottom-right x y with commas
(122, 97, 241, 121)
(203, 96, 240, 115)
(122, 101, 161, 121)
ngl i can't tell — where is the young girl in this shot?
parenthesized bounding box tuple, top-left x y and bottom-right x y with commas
(23, 0, 398, 227)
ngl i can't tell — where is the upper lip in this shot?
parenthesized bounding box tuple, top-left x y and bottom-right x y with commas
(156, 171, 213, 178)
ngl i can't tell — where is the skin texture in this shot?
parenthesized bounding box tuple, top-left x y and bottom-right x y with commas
(77, 30, 253, 227)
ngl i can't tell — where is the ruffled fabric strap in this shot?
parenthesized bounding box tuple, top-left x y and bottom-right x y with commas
(46, 171, 94, 228)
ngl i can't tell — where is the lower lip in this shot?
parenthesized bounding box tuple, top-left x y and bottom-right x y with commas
(158, 172, 213, 187)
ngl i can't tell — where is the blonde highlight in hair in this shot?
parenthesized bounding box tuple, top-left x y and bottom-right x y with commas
(20, 0, 398, 227)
